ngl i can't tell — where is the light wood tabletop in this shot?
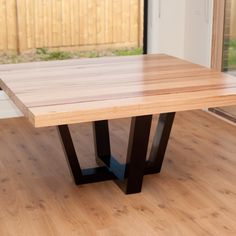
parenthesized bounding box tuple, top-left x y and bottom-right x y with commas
(1, 54, 236, 127)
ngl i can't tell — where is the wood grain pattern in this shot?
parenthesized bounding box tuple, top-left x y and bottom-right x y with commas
(1, 54, 236, 127)
(0, 110, 236, 235)
(0, 0, 143, 53)
(0, 0, 18, 51)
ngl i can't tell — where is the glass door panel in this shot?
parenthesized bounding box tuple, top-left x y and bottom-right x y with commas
(210, 0, 236, 122)
(223, 0, 236, 73)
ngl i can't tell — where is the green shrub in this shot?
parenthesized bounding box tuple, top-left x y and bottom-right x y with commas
(113, 48, 143, 56)
(36, 48, 72, 61)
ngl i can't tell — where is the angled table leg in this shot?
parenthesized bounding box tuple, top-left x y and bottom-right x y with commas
(120, 115, 152, 194)
(57, 125, 116, 185)
(93, 120, 127, 180)
(57, 113, 171, 194)
(57, 125, 83, 184)
(146, 112, 175, 174)
(93, 120, 111, 166)
(94, 115, 152, 194)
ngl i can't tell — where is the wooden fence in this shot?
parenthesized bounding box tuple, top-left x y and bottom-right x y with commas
(0, 0, 143, 53)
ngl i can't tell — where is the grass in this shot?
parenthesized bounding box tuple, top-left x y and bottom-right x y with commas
(36, 48, 72, 60)
(0, 47, 143, 64)
(113, 47, 143, 56)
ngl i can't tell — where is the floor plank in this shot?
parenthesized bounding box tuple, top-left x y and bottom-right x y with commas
(0, 110, 236, 236)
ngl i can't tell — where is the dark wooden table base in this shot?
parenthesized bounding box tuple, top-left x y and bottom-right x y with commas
(57, 112, 175, 194)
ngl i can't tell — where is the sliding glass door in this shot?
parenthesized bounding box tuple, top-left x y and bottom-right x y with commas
(210, 0, 236, 122)
(223, 0, 236, 73)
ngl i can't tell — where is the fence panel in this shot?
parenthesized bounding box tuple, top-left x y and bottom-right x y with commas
(0, 0, 18, 51)
(0, 0, 143, 53)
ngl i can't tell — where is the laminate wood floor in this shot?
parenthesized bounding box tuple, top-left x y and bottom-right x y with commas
(0, 110, 235, 236)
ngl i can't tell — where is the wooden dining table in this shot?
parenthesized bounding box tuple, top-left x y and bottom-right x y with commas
(1, 54, 236, 194)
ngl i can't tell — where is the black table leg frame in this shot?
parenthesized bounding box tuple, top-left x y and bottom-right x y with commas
(57, 113, 175, 194)
(57, 125, 116, 185)
(146, 112, 176, 174)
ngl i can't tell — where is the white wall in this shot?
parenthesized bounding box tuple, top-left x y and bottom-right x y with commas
(148, 0, 186, 58)
(184, 0, 213, 67)
(148, 0, 213, 67)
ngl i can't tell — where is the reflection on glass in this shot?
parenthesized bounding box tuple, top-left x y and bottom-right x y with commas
(223, 0, 236, 73)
